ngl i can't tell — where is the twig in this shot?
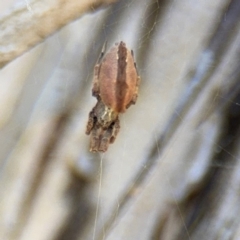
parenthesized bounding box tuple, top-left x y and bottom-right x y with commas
(0, 0, 117, 68)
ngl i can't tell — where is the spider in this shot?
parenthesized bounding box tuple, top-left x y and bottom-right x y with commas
(86, 41, 140, 152)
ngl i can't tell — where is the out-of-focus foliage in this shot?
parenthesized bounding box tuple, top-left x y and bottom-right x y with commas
(1, 0, 240, 240)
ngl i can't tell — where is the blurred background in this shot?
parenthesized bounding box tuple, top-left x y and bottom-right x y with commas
(1, 0, 240, 239)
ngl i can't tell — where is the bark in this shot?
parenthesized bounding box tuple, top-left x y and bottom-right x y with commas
(0, 0, 240, 240)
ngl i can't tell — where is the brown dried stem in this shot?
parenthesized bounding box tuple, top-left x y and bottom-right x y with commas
(0, 0, 117, 68)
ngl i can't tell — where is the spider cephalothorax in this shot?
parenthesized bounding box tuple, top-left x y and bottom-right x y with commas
(86, 41, 140, 152)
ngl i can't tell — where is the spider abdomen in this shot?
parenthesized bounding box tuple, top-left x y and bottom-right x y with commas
(99, 42, 138, 113)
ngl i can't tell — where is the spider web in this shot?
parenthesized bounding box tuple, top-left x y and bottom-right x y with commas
(0, 0, 240, 240)
(84, 1, 240, 239)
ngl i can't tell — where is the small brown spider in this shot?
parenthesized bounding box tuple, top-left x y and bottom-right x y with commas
(86, 41, 140, 152)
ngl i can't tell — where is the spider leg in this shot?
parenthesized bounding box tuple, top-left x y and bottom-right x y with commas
(97, 41, 107, 64)
(92, 41, 108, 98)
(126, 74, 140, 108)
(92, 65, 100, 98)
(98, 129, 112, 152)
(89, 125, 101, 152)
(97, 117, 119, 152)
(125, 50, 140, 108)
(86, 107, 97, 135)
(110, 117, 120, 143)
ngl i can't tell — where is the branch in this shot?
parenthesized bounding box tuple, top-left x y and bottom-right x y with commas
(0, 0, 117, 68)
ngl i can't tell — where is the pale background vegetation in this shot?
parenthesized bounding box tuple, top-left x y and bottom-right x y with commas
(0, 0, 240, 240)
